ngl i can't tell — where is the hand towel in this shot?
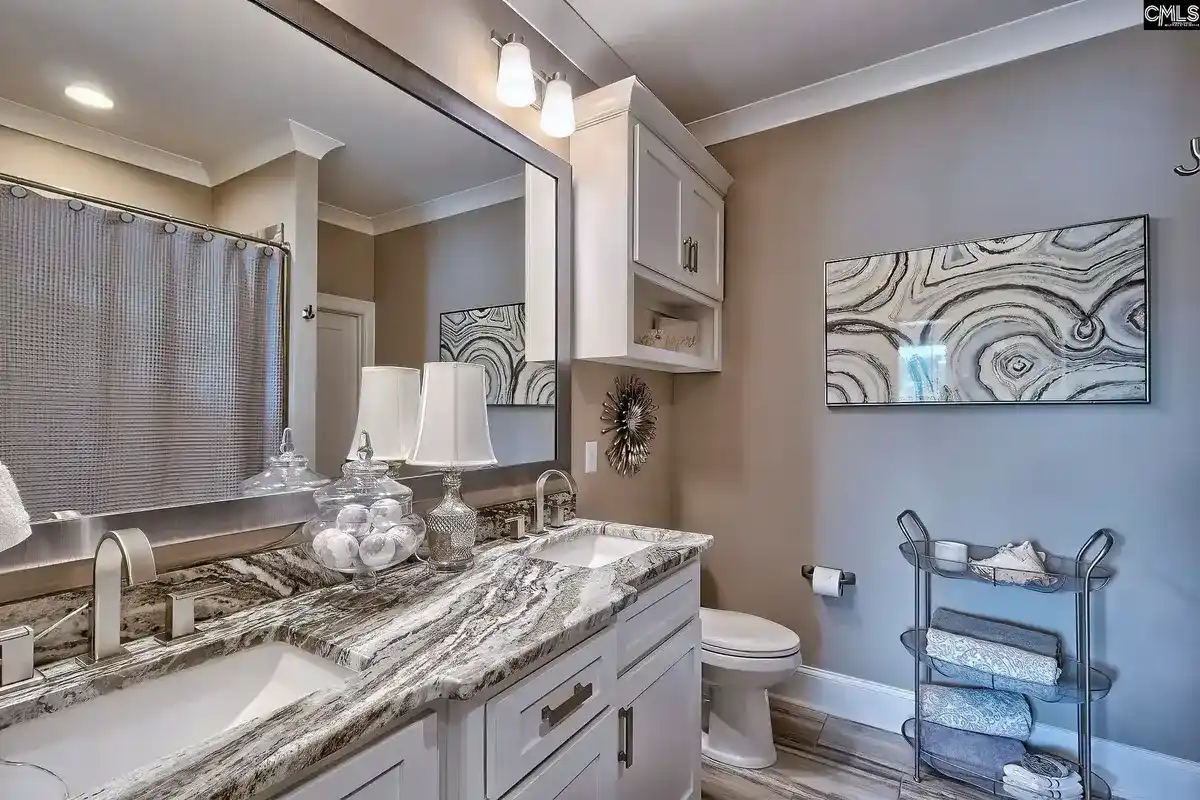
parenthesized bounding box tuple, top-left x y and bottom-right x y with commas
(970, 541, 1056, 587)
(1003, 776, 1082, 799)
(0, 463, 32, 552)
(926, 627, 1062, 686)
(921, 685, 1033, 740)
(1020, 752, 1076, 779)
(918, 720, 1027, 781)
(932, 608, 1060, 658)
(1004, 765, 1082, 791)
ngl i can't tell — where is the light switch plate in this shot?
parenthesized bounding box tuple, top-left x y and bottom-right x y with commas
(585, 441, 598, 473)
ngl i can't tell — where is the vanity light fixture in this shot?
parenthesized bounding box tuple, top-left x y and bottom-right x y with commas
(64, 83, 113, 110)
(490, 32, 575, 138)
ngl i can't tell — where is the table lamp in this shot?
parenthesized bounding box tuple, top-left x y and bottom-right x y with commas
(346, 366, 422, 477)
(407, 362, 497, 571)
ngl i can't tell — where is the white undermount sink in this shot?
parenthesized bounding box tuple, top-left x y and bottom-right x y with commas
(534, 534, 654, 568)
(0, 642, 353, 797)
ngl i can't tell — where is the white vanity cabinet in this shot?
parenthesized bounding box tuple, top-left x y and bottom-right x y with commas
(280, 713, 439, 799)
(572, 77, 733, 373)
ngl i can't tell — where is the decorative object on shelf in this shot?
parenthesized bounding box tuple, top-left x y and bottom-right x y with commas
(637, 314, 699, 354)
(440, 304, 555, 406)
(825, 215, 1148, 405)
(897, 509, 1115, 799)
(600, 374, 658, 477)
(240, 428, 330, 497)
(346, 366, 422, 476)
(969, 542, 1054, 588)
(932, 541, 968, 573)
(408, 362, 497, 572)
(490, 32, 575, 137)
(302, 432, 426, 590)
(1175, 136, 1200, 176)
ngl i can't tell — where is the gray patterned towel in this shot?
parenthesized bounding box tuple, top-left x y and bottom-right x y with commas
(926, 628, 1062, 686)
(919, 720, 1028, 781)
(921, 685, 1032, 740)
(932, 609, 1060, 658)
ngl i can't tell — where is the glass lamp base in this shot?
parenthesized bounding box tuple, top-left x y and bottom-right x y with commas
(424, 469, 476, 572)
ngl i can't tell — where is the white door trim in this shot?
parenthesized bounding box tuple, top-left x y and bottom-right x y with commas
(317, 293, 375, 367)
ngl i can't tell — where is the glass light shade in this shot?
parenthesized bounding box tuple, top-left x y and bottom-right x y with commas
(496, 40, 537, 108)
(540, 75, 576, 138)
(408, 362, 497, 468)
(346, 366, 421, 462)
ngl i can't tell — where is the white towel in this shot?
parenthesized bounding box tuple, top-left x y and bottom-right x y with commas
(1004, 764, 1082, 791)
(0, 463, 33, 552)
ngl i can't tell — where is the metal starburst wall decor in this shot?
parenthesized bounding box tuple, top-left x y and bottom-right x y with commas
(600, 375, 659, 477)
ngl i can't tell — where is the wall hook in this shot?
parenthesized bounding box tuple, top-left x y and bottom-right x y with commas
(1175, 136, 1200, 176)
(301, 304, 315, 321)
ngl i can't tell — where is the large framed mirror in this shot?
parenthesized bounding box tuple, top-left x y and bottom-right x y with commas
(0, 0, 571, 597)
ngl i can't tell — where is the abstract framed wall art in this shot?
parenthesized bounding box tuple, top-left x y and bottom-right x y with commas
(825, 215, 1148, 406)
(439, 302, 555, 406)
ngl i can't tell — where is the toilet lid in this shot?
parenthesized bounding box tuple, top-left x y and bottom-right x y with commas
(700, 608, 801, 658)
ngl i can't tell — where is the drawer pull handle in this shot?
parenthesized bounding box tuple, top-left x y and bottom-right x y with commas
(541, 682, 593, 731)
(618, 706, 634, 768)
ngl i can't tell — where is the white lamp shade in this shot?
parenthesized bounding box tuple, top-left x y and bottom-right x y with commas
(346, 366, 422, 461)
(408, 362, 498, 468)
(496, 40, 537, 108)
(540, 75, 575, 138)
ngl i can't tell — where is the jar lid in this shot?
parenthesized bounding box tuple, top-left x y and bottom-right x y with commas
(241, 428, 331, 496)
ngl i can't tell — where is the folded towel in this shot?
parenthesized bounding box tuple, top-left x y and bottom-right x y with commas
(921, 686, 1032, 740)
(926, 628, 1062, 687)
(919, 720, 1027, 781)
(0, 463, 32, 552)
(1004, 765, 1082, 791)
(970, 541, 1056, 587)
(1003, 776, 1082, 799)
(1020, 752, 1076, 779)
(932, 609, 1060, 658)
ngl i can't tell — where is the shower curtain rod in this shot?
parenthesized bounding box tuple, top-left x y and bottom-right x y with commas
(0, 171, 289, 250)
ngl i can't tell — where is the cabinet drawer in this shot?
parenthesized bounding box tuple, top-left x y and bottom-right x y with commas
(486, 628, 616, 798)
(617, 564, 699, 673)
(500, 709, 617, 799)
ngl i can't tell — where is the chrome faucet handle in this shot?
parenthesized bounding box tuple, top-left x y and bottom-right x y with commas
(0, 626, 42, 693)
(504, 516, 527, 541)
(158, 582, 229, 644)
(548, 502, 571, 529)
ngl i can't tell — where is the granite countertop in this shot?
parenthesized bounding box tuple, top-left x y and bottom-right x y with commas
(0, 519, 712, 800)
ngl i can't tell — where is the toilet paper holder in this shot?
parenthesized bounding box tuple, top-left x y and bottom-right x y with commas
(801, 565, 856, 587)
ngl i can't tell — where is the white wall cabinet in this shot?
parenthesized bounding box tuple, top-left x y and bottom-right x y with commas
(572, 78, 733, 373)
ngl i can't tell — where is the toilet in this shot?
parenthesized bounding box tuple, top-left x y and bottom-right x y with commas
(700, 607, 801, 769)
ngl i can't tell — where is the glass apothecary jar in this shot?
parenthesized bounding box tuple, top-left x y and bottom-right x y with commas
(241, 428, 331, 496)
(301, 433, 426, 589)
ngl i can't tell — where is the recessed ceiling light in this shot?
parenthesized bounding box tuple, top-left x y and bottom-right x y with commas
(64, 84, 113, 110)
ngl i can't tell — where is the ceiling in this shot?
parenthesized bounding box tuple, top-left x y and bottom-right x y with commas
(564, 0, 1077, 123)
(0, 0, 523, 216)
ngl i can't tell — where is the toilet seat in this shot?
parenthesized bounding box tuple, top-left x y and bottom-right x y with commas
(700, 608, 801, 659)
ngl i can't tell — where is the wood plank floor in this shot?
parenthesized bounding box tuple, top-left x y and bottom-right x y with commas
(701, 699, 997, 800)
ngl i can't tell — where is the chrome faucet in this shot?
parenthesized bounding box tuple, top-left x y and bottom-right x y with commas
(84, 528, 157, 664)
(533, 469, 578, 534)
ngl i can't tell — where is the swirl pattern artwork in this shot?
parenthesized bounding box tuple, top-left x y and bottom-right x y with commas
(439, 303, 555, 406)
(825, 215, 1148, 405)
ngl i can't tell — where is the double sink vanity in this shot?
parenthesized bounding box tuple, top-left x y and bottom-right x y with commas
(0, 519, 711, 799)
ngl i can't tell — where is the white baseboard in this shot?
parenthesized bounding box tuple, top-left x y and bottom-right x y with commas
(772, 666, 1200, 800)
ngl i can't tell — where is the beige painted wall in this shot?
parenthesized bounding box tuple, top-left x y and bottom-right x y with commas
(373, 224, 427, 370)
(0, 126, 212, 221)
(317, 221, 375, 301)
(674, 29, 1200, 759)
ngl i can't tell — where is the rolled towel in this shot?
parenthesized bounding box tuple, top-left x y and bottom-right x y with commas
(0, 463, 32, 552)
(1004, 765, 1082, 791)
(926, 627, 1062, 687)
(932, 608, 1060, 658)
(970, 541, 1057, 588)
(921, 685, 1032, 740)
(919, 720, 1027, 781)
(1020, 752, 1076, 779)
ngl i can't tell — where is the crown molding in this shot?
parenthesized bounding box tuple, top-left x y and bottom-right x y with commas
(687, 0, 1142, 147)
(207, 120, 344, 185)
(501, 0, 632, 87)
(318, 174, 525, 236)
(0, 96, 211, 184)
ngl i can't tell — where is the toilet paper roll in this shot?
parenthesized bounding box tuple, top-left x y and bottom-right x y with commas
(811, 566, 844, 597)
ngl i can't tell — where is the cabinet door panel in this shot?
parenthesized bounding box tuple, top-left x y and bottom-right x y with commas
(633, 125, 686, 282)
(618, 644, 701, 800)
(503, 711, 617, 800)
(682, 178, 724, 300)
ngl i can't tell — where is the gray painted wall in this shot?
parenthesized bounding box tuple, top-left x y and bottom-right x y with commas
(676, 29, 1200, 760)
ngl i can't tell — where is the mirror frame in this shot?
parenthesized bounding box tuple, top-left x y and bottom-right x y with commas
(0, 0, 572, 602)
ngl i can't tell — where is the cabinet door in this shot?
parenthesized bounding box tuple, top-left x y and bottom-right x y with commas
(682, 177, 724, 300)
(281, 714, 439, 800)
(502, 711, 617, 800)
(617, 622, 701, 800)
(633, 124, 687, 283)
